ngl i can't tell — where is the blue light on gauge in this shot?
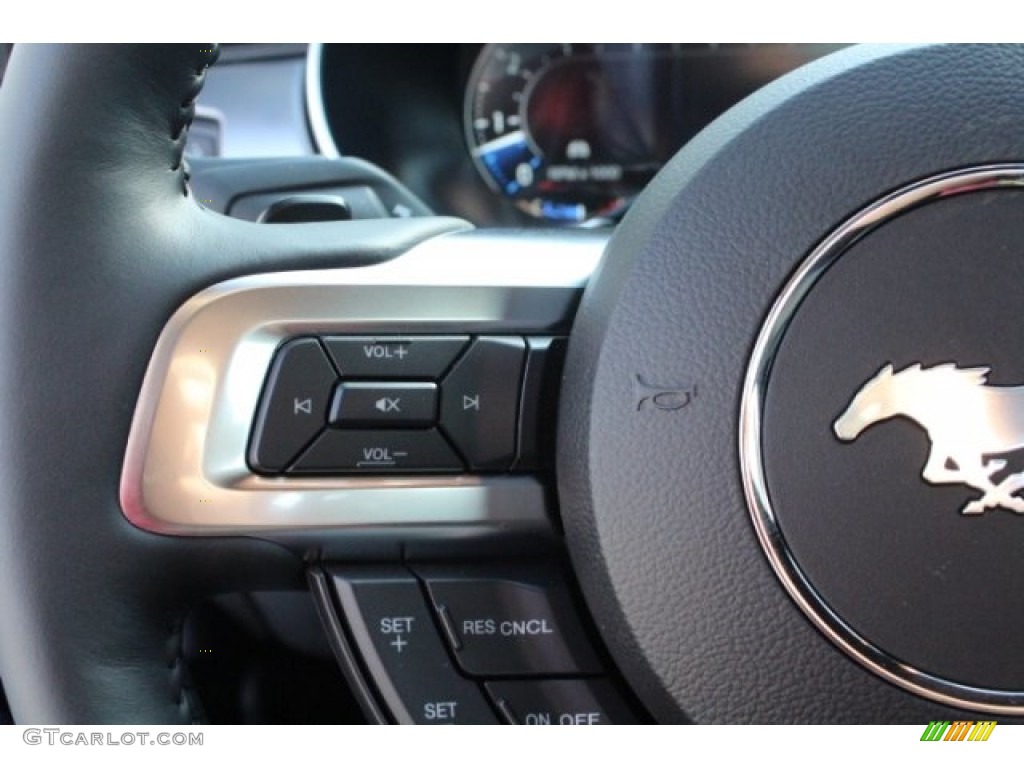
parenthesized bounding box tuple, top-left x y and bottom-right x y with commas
(478, 133, 537, 191)
(540, 200, 586, 223)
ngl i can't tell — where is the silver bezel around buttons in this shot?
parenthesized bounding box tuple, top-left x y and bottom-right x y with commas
(120, 229, 605, 541)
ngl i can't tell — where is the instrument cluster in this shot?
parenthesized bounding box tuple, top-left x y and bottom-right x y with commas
(311, 44, 844, 226)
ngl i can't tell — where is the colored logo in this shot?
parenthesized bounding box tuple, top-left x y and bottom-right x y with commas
(920, 720, 996, 741)
(834, 363, 1024, 515)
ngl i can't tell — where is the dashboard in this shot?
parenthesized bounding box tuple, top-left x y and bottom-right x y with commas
(197, 44, 844, 226)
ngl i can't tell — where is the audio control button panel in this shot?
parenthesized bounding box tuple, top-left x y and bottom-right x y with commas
(247, 335, 565, 476)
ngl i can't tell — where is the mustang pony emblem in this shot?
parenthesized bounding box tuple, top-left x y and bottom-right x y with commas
(834, 363, 1024, 515)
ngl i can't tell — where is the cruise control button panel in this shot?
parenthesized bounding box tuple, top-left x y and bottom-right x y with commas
(417, 566, 603, 677)
(248, 334, 563, 476)
(330, 567, 499, 724)
(316, 563, 644, 725)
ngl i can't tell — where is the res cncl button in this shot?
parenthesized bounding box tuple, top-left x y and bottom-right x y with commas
(417, 566, 603, 678)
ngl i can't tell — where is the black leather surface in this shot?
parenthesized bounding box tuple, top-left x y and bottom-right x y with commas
(560, 44, 1024, 721)
(0, 45, 468, 723)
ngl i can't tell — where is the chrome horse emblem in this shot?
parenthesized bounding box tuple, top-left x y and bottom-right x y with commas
(834, 363, 1024, 515)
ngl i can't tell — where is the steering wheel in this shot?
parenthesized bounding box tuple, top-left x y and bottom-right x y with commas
(2, 43, 1023, 723)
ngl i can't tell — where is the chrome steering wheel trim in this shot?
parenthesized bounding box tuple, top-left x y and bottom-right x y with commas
(121, 229, 606, 541)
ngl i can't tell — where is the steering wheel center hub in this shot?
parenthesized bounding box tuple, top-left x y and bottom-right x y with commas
(747, 167, 1024, 712)
(558, 45, 1024, 722)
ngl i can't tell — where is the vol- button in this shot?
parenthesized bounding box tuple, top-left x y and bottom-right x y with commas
(290, 429, 462, 473)
(440, 337, 526, 470)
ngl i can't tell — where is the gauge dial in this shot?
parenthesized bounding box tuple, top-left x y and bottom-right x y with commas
(466, 44, 638, 223)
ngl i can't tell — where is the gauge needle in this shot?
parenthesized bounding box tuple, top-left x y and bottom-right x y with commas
(471, 130, 527, 158)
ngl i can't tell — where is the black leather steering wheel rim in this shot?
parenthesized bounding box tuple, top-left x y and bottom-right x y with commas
(0, 44, 465, 723)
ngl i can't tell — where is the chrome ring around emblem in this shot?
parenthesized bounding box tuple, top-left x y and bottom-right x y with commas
(739, 164, 1024, 714)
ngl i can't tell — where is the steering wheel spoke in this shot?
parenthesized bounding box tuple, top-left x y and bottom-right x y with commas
(122, 230, 604, 553)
